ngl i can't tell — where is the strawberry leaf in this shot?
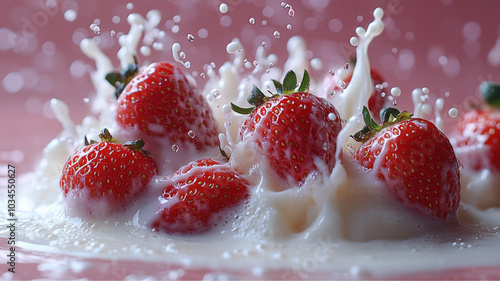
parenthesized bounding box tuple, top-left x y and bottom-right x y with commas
(380, 107, 400, 123)
(283, 70, 297, 94)
(248, 85, 268, 107)
(105, 72, 124, 87)
(297, 69, 310, 92)
(481, 81, 500, 109)
(272, 80, 284, 95)
(363, 106, 378, 131)
(231, 103, 255, 115)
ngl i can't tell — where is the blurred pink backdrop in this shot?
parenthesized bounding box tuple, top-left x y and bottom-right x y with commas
(1, 0, 500, 169)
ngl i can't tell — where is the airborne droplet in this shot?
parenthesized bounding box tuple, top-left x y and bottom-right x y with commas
(249, 18, 255, 24)
(171, 144, 179, 152)
(273, 31, 281, 39)
(187, 34, 195, 42)
(188, 130, 196, 138)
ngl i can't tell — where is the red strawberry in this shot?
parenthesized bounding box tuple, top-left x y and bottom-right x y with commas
(331, 65, 389, 119)
(106, 61, 219, 151)
(233, 70, 342, 187)
(451, 82, 500, 172)
(60, 129, 158, 216)
(353, 107, 461, 220)
(151, 158, 250, 235)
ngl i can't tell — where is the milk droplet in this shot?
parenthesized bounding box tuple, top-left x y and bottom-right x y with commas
(110, 30, 116, 37)
(350, 37, 359, 46)
(171, 144, 179, 152)
(126, 2, 134, 10)
(184, 61, 191, 68)
(288, 8, 295, 17)
(92, 25, 101, 35)
(226, 41, 241, 54)
(211, 62, 216, 68)
(449, 108, 459, 118)
(64, 10, 77, 22)
(286, 24, 292, 30)
(261, 42, 267, 47)
(200, 73, 206, 78)
(249, 18, 255, 24)
(253, 60, 258, 67)
(140, 46, 151, 56)
(188, 130, 196, 138)
(273, 31, 281, 38)
(391, 87, 401, 97)
(281, 2, 287, 8)
(83, 98, 90, 103)
(180, 52, 186, 59)
(187, 34, 195, 42)
(219, 3, 229, 13)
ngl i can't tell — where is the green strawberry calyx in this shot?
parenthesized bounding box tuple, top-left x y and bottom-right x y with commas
(352, 106, 412, 142)
(480, 81, 500, 109)
(231, 69, 310, 114)
(105, 57, 139, 99)
(84, 128, 152, 157)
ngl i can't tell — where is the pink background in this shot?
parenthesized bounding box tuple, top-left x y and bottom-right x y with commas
(1, 0, 500, 169)
(1, 0, 500, 279)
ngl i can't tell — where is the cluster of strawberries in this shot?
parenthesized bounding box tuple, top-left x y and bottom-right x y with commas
(59, 60, 500, 235)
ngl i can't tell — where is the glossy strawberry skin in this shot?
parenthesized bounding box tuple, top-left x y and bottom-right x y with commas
(151, 159, 250, 235)
(356, 118, 461, 220)
(116, 62, 219, 150)
(60, 142, 158, 216)
(452, 109, 500, 172)
(240, 92, 342, 187)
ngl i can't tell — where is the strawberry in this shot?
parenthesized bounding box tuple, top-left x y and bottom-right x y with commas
(150, 158, 250, 235)
(353, 107, 461, 220)
(451, 82, 500, 172)
(60, 129, 158, 216)
(232, 70, 342, 187)
(331, 64, 389, 119)
(106, 61, 219, 151)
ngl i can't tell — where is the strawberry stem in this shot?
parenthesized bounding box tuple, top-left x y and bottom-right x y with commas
(480, 81, 500, 109)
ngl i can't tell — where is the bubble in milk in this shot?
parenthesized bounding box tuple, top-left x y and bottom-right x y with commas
(171, 144, 180, 153)
(339, 81, 347, 89)
(211, 89, 222, 99)
(273, 31, 281, 39)
(328, 69, 335, 76)
(343, 63, 350, 70)
(188, 130, 196, 138)
(249, 18, 256, 24)
(187, 34, 195, 42)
